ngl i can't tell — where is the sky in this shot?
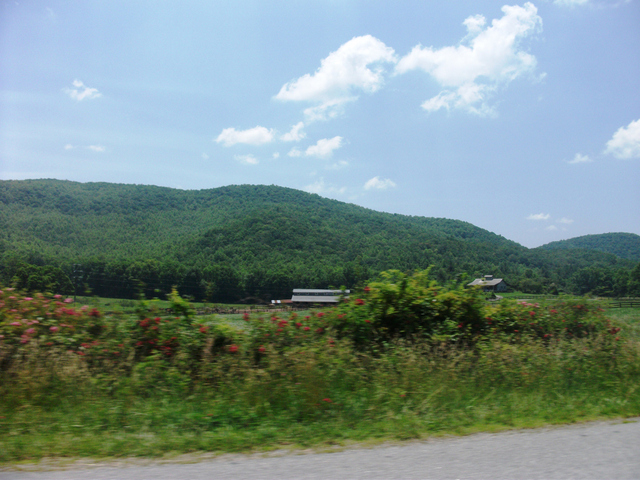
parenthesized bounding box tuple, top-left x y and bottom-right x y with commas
(1, 0, 639, 248)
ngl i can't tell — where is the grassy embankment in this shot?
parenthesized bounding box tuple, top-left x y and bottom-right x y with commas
(1, 275, 639, 463)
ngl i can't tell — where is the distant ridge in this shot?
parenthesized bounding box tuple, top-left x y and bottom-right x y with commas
(0, 179, 637, 299)
(538, 233, 640, 261)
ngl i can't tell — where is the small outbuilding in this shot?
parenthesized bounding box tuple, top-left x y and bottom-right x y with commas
(467, 275, 508, 293)
(291, 289, 350, 304)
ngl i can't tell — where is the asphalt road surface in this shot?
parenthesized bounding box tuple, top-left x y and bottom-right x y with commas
(2, 418, 639, 479)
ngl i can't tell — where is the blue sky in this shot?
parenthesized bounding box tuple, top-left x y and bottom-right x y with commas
(1, 0, 638, 248)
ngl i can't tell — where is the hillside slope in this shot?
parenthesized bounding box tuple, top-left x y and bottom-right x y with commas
(0, 179, 636, 300)
(538, 233, 640, 261)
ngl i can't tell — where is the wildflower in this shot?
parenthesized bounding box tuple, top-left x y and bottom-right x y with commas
(199, 326, 208, 334)
(50, 326, 59, 332)
(355, 299, 364, 306)
(64, 298, 74, 304)
(25, 328, 36, 335)
(364, 286, 371, 293)
(550, 309, 557, 314)
(365, 319, 371, 323)
(457, 324, 463, 329)
(228, 344, 238, 353)
(89, 308, 101, 317)
(154, 317, 161, 324)
(529, 311, 535, 317)
(24, 297, 33, 301)
(322, 398, 332, 403)
(316, 327, 324, 334)
(20, 335, 29, 344)
(10, 322, 21, 327)
(317, 312, 325, 318)
(258, 345, 266, 353)
(54, 294, 62, 299)
(303, 326, 310, 331)
(295, 322, 302, 328)
(243, 313, 250, 321)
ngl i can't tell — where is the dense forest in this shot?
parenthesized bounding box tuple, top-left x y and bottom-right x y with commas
(1, 179, 638, 301)
(539, 233, 640, 261)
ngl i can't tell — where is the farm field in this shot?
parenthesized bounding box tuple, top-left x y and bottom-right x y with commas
(1, 274, 639, 464)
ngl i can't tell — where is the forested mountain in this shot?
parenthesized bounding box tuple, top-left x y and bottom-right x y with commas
(538, 233, 640, 261)
(1, 179, 638, 300)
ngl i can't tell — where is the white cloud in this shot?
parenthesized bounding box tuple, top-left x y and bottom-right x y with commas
(215, 126, 275, 147)
(275, 35, 396, 121)
(64, 144, 74, 150)
(272, 152, 280, 159)
(305, 136, 343, 158)
(557, 217, 574, 224)
(202, 153, 209, 160)
(395, 2, 542, 115)
(234, 154, 259, 165)
(287, 148, 303, 157)
(546, 225, 558, 231)
(604, 118, 640, 159)
(554, 0, 588, 6)
(527, 213, 550, 221)
(87, 145, 105, 153)
(364, 176, 397, 190)
(327, 160, 349, 170)
(280, 122, 306, 142)
(64, 79, 102, 101)
(568, 153, 592, 164)
(304, 178, 346, 195)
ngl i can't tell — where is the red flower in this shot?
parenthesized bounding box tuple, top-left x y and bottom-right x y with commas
(364, 286, 371, 293)
(243, 313, 250, 321)
(316, 327, 324, 334)
(322, 398, 332, 403)
(365, 319, 371, 323)
(228, 344, 238, 353)
(303, 326, 310, 331)
(258, 345, 266, 353)
(529, 311, 536, 317)
(199, 326, 208, 333)
(317, 312, 325, 318)
(550, 309, 558, 314)
(457, 324, 463, 329)
(154, 317, 161, 324)
(355, 299, 364, 306)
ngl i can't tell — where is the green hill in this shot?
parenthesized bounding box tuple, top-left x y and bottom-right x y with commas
(0, 179, 637, 300)
(538, 233, 640, 261)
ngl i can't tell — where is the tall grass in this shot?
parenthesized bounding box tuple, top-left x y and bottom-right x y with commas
(1, 278, 639, 462)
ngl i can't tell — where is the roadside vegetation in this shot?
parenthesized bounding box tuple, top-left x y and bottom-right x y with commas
(1, 270, 639, 463)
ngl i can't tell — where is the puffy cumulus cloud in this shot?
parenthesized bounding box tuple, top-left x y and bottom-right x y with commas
(234, 154, 259, 165)
(280, 122, 306, 142)
(275, 35, 396, 121)
(87, 145, 106, 153)
(395, 3, 542, 115)
(215, 126, 275, 147)
(557, 217, 574, 224)
(604, 119, 640, 159)
(287, 147, 303, 157)
(569, 153, 592, 164)
(304, 178, 346, 195)
(64, 79, 102, 101)
(527, 213, 550, 221)
(305, 136, 343, 158)
(364, 176, 397, 190)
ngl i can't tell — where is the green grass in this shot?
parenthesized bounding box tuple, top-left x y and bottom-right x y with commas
(2, 287, 639, 464)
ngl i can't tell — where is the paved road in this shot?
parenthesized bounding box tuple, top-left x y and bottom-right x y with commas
(2, 419, 639, 479)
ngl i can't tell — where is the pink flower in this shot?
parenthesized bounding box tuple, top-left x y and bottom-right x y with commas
(10, 321, 21, 327)
(228, 344, 238, 353)
(303, 326, 310, 331)
(50, 326, 59, 333)
(64, 298, 74, 303)
(54, 294, 62, 299)
(24, 297, 33, 301)
(25, 328, 36, 335)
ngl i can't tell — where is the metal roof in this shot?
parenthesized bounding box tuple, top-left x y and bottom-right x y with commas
(467, 278, 505, 287)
